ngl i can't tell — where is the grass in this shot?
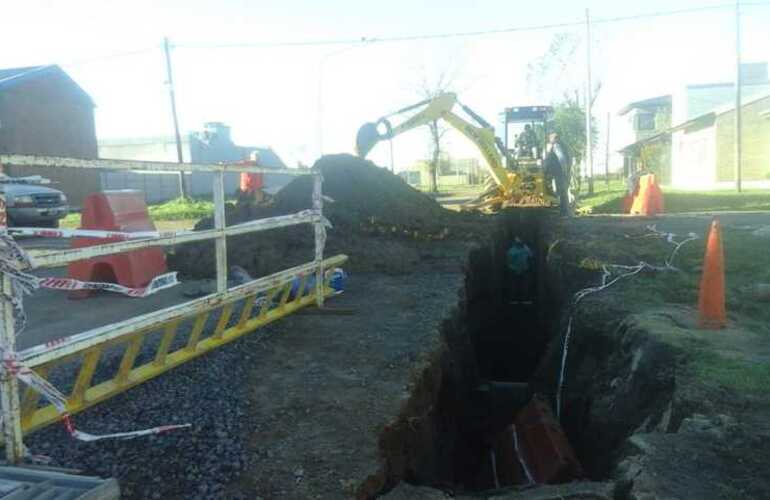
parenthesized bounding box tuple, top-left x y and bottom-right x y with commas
(691, 350, 770, 393)
(148, 197, 213, 221)
(567, 217, 770, 396)
(577, 178, 770, 214)
(60, 197, 214, 229)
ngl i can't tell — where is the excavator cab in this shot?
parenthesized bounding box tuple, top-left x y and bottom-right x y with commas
(500, 106, 554, 170)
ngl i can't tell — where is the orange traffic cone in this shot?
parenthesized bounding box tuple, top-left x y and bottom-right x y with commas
(698, 218, 726, 329)
(630, 174, 665, 216)
(648, 175, 665, 215)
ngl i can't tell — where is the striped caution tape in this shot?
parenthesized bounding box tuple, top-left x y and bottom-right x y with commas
(1, 352, 190, 442)
(7, 226, 171, 240)
(0, 232, 190, 444)
(38, 272, 179, 297)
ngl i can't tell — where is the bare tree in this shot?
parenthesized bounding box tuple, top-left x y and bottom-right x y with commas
(527, 33, 602, 194)
(415, 68, 456, 193)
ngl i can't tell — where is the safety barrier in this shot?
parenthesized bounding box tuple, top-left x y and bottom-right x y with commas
(0, 154, 346, 462)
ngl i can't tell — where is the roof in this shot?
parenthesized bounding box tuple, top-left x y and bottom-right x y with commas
(712, 91, 770, 117)
(687, 80, 770, 90)
(98, 134, 288, 169)
(670, 92, 770, 133)
(0, 65, 52, 90)
(620, 92, 770, 153)
(98, 136, 191, 147)
(618, 130, 670, 154)
(0, 64, 94, 105)
(247, 147, 286, 169)
(618, 95, 672, 116)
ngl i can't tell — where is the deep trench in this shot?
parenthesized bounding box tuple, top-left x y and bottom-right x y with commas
(362, 209, 636, 499)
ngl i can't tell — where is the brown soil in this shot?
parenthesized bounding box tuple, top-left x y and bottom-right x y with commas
(167, 161, 770, 500)
(169, 154, 489, 279)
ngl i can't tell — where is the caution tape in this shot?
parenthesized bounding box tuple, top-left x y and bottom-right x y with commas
(1, 353, 190, 442)
(8, 226, 171, 241)
(0, 232, 190, 446)
(38, 272, 178, 298)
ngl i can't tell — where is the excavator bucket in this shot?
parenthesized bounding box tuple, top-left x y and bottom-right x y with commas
(355, 122, 381, 158)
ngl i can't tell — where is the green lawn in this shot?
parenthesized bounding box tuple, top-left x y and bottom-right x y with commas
(61, 197, 214, 230)
(578, 179, 770, 214)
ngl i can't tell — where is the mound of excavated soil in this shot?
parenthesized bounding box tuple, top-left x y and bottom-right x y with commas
(169, 154, 489, 278)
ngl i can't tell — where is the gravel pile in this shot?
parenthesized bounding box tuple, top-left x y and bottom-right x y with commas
(25, 317, 277, 500)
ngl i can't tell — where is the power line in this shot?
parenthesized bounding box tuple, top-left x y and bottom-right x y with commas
(175, 20, 582, 49)
(58, 47, 156, 68)
(174, 1, 770, 50)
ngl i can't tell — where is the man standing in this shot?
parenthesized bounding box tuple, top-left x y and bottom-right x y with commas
(544, 133, 571, 216)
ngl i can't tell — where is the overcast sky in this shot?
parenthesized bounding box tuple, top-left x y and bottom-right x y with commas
(2, 0, 769, 170)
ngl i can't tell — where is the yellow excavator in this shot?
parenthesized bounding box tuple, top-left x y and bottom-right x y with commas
(355, 92, 556, 211)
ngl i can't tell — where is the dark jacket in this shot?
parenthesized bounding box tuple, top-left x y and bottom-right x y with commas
(545, 142, 570, 180)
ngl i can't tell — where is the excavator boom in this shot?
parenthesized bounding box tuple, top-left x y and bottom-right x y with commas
(355, 93, 511, 189)
(354, 93, 554, 210)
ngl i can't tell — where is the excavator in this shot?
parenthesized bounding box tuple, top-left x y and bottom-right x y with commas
(355, 92, 556, 211)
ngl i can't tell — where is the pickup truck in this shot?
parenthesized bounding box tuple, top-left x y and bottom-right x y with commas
(2, 183, 69, 228)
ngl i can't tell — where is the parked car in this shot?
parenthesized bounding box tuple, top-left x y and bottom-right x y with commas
(1, 183, 69, 228)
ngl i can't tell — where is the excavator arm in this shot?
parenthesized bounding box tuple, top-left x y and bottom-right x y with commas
(355, 92, 512, 190)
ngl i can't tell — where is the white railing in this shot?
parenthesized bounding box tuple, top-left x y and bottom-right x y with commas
(0, 154, 338, 463)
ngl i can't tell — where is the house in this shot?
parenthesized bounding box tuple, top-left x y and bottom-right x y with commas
(670, 93, 770, 188)
(619, 62, 770, 188)
(400, 156, 484, 188)
(617, 95, 673, 182)
(99, 122, 291, 203)
(0, 65, 100, 205)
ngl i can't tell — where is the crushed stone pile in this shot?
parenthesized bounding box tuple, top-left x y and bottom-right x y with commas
(169, 154, 488, 278)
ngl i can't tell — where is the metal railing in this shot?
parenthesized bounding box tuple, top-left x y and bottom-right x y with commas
(0, 154, 346, 462)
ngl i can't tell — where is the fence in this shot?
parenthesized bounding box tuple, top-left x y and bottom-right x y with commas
(0, 154, 346, 462)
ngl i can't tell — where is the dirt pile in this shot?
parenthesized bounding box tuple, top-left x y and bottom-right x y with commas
(169, 154, 489, 278)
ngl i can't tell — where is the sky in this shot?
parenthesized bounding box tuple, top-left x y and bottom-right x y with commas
(2, 0, 769, 171)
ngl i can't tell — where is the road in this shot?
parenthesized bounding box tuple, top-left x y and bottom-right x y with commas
(14, 236, 207, 350)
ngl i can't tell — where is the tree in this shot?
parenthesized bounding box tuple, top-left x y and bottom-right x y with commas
(527, 33, 601, 194)
(526, 33, 582, 103)
(416, 68, 456, 193)
(550, 96, 599, 195)
(551, 96, 598, 168)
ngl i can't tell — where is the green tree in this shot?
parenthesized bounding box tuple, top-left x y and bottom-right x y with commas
(550, 96, 598, 165)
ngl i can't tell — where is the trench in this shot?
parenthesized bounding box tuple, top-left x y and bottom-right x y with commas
(360, 209, 666, 499)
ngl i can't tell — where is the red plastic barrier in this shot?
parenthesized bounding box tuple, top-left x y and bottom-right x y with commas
(67, 191, 167, 299)
(514, 395, 583, 484)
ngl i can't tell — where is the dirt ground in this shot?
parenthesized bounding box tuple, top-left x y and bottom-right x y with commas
(534, 213, 770, 499)
(222, 211, 770, 499)
(17, 154, 770, 499)
(229, 270, 466, 499)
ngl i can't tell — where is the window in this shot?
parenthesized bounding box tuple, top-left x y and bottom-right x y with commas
(635, 113, 656, 131)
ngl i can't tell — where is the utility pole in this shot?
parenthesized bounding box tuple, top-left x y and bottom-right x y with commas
(734, 0, 743, 192)
(605, 112, 611, 189)
(585, 9, 594, 196)
(163, 37, 188, 198)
